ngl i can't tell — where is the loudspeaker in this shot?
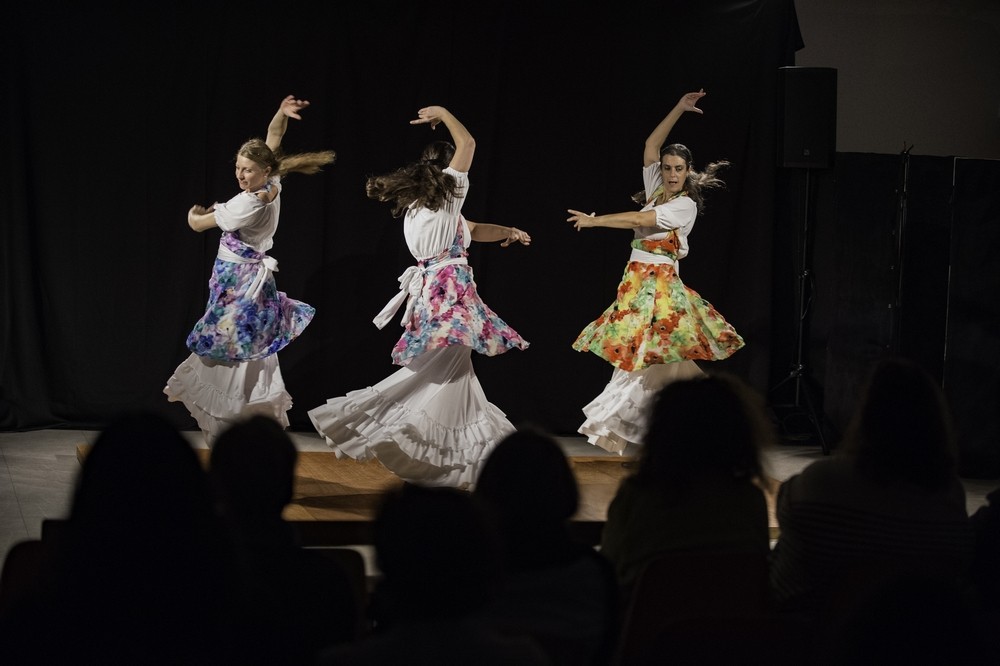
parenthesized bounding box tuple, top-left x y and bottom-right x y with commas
(777, 66, 837, 169)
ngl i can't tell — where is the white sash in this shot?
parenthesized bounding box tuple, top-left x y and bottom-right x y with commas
(629, 247, 678, 272)
(373, 256, 468, 330)
(217, 245, 278, 300)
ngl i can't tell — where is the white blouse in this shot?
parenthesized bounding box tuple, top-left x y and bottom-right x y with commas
(214, 176, 283, 252)
(402, 167, 472, 260)
(637, 162, 697, 259)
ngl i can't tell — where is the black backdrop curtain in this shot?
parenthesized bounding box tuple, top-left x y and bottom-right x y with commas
(1, 2, 802, 433)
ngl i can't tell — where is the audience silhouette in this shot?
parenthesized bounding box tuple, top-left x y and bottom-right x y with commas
(474, 427, 620, 665)
(319, 483, 549, 665)
(208, 414, 360, 663)
(769, 356, 976, 628)
(1, 411, 238, 665)
(4, 358, 994, 663)
(600, 372, 773, 594)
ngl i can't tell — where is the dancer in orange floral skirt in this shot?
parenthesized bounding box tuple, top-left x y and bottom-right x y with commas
(568, 89, 744, 453)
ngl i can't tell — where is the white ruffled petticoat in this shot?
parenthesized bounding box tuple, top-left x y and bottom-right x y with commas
(164, 353, 293, 447)
(579, 360, 703, 454)
(307, 345, 514, 488)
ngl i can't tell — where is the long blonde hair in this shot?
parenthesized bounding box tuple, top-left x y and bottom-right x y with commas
(236, 138, 336, 177)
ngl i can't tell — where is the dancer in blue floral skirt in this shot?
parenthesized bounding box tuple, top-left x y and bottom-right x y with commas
(165, 95, 335, 445)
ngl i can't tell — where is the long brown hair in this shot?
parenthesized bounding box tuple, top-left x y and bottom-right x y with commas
(365, 140, 465, 218)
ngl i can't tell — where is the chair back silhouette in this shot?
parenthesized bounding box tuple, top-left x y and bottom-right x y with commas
(0, 539, 48, 621)
(614, 549, 770, 665)
(311, 546, 372, 636)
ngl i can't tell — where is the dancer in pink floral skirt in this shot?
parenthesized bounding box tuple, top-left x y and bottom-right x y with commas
(308, 105, 530, 488)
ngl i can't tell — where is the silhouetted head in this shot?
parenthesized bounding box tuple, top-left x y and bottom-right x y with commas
(374, 484, 502, 620)
(72, 411, 212, 533)
(844, 356, 957, 490)
(638, 373, 770, 490)
(475, 428, 578, 526)
(54, 412, 234, 663)
(210, 415, 298, 519)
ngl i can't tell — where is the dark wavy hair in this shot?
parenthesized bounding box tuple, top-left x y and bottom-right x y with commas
(365, 140, 465, 217)
(633, 143, 729, 213)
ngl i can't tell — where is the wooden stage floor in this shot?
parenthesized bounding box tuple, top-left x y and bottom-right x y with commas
(76, 446, 780, 546)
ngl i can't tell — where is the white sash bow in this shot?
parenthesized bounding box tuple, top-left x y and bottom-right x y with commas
(372, 256, 468, 329)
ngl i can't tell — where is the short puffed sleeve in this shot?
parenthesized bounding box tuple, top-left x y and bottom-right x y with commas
(641, 162, 662, 204)
(215, 177, 281, 232)
(652, 196, 697, 231)
(442, 167, 469, 216)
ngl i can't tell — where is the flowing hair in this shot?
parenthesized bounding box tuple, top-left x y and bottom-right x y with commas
(365, 140, 464, 218)
(236, 138, 336, 177)
(633, 143, 729, 213)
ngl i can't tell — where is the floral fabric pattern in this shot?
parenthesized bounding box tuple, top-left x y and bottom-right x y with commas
(186, 232, 315, 362)
(572, 230, 744, 372)
(392, 220, 528, 366)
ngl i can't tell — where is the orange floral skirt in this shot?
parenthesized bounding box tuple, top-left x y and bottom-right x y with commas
(572, 261, 744, 372)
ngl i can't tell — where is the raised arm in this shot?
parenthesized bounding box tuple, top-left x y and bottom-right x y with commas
(465, 218, 531, 247)
(266, 95, 311, 151)
(411, 106, 475, 172)
(643, 90, 706, 166)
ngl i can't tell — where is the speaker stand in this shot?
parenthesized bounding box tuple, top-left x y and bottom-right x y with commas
(887, 143, 912, 354)
(770, 168, 830, 455)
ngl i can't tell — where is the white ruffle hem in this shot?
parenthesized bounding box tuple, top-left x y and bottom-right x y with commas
(164, 353, 292, 447)
(579, 360, 703, 454)
(307, 345, 514, 488)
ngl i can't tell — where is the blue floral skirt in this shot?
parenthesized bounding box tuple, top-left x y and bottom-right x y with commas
(186, 233, 314, 362)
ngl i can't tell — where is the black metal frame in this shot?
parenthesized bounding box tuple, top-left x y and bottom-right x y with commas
(771, 168, 830, 455)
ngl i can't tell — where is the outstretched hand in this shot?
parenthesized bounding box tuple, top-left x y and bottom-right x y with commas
(279, 95, 311, 120)
(567, 209, 598, 231)
(677, 89, 707, 114)
(501, 228, 532, 247)
(410, 106, 448, 130)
